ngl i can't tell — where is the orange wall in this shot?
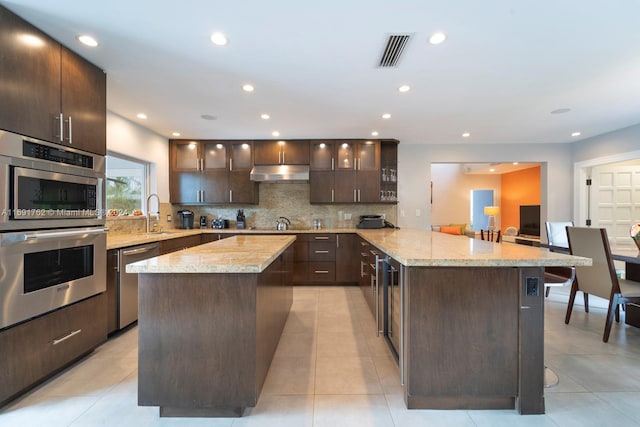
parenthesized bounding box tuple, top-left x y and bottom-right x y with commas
(500, 166, 540, 233)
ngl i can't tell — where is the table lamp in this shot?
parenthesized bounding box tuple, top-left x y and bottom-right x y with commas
(484, 206, 500, 231)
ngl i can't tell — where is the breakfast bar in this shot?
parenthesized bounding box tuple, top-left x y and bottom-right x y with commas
(127, 235, 295, 417)
(357, 229, 592, 414)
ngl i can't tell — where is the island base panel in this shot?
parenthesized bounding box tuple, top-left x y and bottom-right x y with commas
(160, 406, 246, 418)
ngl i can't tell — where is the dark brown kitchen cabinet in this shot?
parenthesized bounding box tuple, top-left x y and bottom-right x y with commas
(169, 140, 257, 205)
(336, 233, 359, 283)
(310, 140, 382, 204)
(0, 294, 107, 406)
(254, 140, 310, 165)
(159, 235, 203, 255)
(0, 6, 106, 155)
(380, 140, 399, 203)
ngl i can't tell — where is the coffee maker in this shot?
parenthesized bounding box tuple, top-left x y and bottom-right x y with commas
(177, 210, 194, 229)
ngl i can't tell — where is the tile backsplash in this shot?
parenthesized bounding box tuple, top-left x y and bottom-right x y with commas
(172, 183, 397, 230)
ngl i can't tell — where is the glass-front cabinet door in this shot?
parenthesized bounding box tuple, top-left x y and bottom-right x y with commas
(231, 142, 252, 170)
(337, 142, 355, 170)
(310, 141, 334, 171)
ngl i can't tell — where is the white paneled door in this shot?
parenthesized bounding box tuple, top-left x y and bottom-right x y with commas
(591, 164, 640, 249)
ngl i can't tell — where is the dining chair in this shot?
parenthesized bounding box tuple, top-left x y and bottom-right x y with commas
(544, 221, 575, 297)
(480, 229, 501, 242)
(565, 226, 640, 342)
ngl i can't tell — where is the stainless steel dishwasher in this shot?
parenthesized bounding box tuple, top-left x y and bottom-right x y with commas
(117, 242, 160, 329)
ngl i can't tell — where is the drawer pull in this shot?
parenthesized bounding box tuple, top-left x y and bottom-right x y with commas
(53, 329, 82, 345)
(314, 270, 329, 274)
(314, 236, 330, 240)
(314, 250, 330, 254)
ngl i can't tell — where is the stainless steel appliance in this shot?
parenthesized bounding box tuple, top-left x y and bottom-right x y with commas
(276, 216, 291, 230)
(117, 242, 159, 329)
(177, 210, 194, 229)
(381, 256, 401, 361)
(0, 131, 105, 231)
(0, 226, 107, 330)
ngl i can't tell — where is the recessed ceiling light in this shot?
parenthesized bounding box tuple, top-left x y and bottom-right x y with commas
(462, 132, 470, 138)
(242, 84, 254, 92)
(78, 35, 98, 47)
(210, 32, 228, 46)
(172, 132, 181, 137)
(261, 113, 270, 120)
(571, 131, 581, 137)
(551, 108, 571, 114)
(136, 113, 147, 119)
(428, 32, 446, 45)
(512, 162, 519, 165)
(371, 131, 379, 136)
(489, 168, 496, 172)
(272, 131, 280, 137)
(398, 85, 411, 93)
(201, 114, 217, 120)
(382, 113, 391, 119)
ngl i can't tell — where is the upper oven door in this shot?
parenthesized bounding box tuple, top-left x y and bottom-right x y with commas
(11, 166, 99, 219)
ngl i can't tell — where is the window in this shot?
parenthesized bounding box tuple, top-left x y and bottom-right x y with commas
(106, 153, 148, 215)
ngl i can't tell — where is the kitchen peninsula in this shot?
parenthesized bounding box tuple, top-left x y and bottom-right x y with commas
(127, 229, 590, 417)
(127, 234, 295, 417)
(357, 228, 591, 415)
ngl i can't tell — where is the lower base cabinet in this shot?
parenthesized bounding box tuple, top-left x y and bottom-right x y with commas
(0, 294, 107, 406)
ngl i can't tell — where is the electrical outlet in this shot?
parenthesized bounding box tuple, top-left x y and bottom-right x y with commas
(526, 277, 539, 296)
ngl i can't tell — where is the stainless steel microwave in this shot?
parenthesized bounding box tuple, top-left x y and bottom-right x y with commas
(0, 131, 105, 231)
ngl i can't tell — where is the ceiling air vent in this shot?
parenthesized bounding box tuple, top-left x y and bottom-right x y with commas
(378, 34, 411, 67)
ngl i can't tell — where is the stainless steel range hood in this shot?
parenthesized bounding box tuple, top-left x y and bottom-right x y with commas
(250, 164, 310, 182)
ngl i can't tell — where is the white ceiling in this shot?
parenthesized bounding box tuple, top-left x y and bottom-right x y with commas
(4, 0, 640, 145)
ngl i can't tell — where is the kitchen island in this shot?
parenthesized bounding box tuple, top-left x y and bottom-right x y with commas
(357, 229, 591, 414)
(127, 234, 295, 417)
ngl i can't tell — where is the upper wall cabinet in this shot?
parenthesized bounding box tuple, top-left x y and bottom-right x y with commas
(0, 6, 106, 155)
(310, 140, 388, 204)
(169, 140, 258, 205)
(254, 140, 310, 165)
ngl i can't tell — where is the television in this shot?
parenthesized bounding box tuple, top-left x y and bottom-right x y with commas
(519, 205, 541, 237)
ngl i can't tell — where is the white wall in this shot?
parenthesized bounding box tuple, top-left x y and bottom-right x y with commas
(106, 111, 170, 202)
(398, 142, 573, 230)
(430, 164, 501, 228)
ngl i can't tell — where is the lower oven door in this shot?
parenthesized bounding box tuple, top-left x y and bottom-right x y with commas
(0, 227, 107, 330)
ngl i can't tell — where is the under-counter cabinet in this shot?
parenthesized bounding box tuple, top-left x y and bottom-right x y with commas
(159, 235, 203, 255)
(0, 294, 107, 406)
(254, 140, 309, 165)
(169, 140, 258, 204)
(0, 5, 106, 155)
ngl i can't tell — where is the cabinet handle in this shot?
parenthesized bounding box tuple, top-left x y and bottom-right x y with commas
(314, 250, 330, 254)
(55, 113, 64, 142)
(331, 157, 335, 171)
(314, 236, 329, 240)
(201, 158, 205, 170)
(358, 189, 361, 202)
(53, 329, 82, 345)
(282, 152, 286, 164)
(336, 235, 340, 248)
(314, 270, 329, 274)
(65, 116, 73, 144)
(331, 189, 334, 202)
(229, 158, 233, 171)
(353, 189, 357, 202)
(229, 190, 233, 203)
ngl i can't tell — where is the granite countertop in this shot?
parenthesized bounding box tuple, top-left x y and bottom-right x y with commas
(107, 227, 358, 250)
(126, 234, 296, 274)
(357, 229, 593, 267)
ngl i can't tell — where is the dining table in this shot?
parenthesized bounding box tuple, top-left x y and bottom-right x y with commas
(611, 247, 640, 327)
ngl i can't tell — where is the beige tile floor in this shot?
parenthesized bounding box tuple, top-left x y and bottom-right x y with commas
(2, 285, 640, 426)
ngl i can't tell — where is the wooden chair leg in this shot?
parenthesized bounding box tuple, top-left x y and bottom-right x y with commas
(545, 286, 551, 297)
(603, 294, 621, 343)
(615, 304, 620, 323)
(565, 281, 579, 324)
(584, 293, 589, 313)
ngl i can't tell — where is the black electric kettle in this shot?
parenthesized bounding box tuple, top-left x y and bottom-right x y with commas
(177, 210, 194, 229)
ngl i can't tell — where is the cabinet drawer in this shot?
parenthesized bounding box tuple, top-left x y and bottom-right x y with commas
(308, 262, 335, 282)
(0, 294, 106, 405)
(309, 234, 336, 243)
(309, 242, 336, 261)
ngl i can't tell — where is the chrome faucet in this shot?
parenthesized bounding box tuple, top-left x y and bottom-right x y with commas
(146, 193, 160, 233)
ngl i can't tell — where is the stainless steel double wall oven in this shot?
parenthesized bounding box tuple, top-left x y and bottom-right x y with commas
(0, 131, 106, 330)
